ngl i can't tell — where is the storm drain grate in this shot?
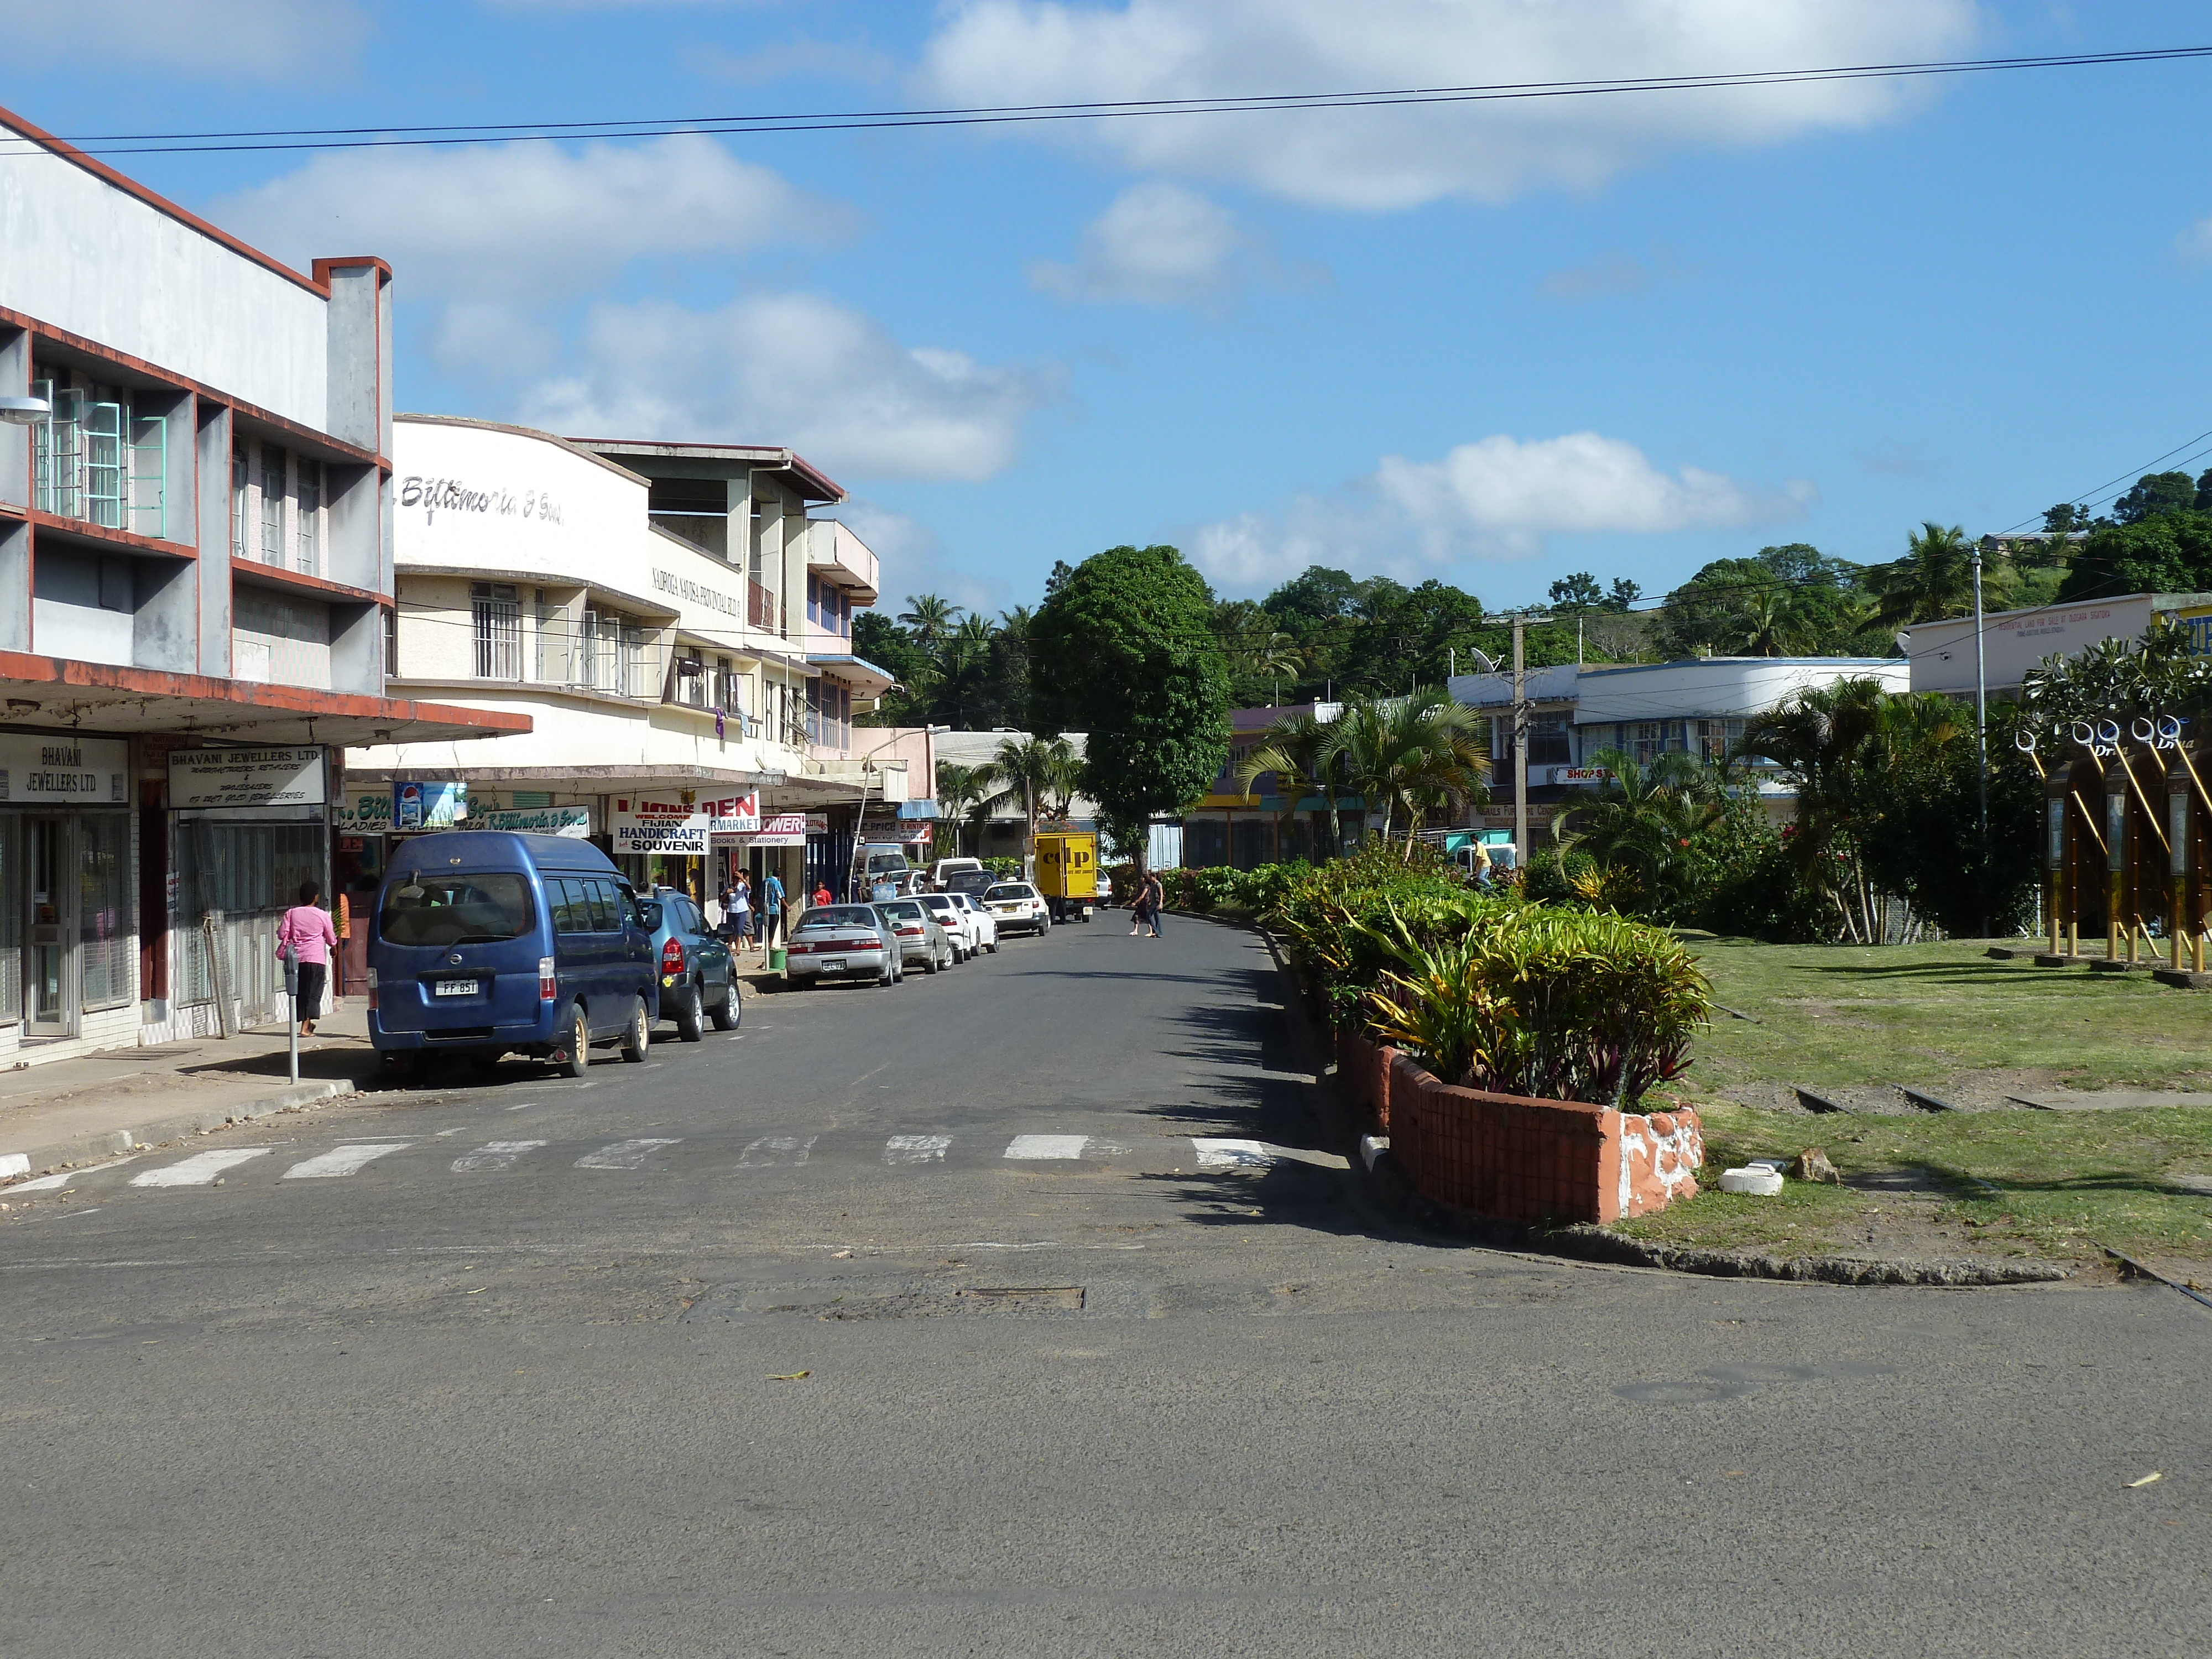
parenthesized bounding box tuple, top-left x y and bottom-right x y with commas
(954, 1286, 1086, 1313)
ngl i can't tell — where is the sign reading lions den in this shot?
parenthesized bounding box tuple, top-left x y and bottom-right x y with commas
(0, 733, 131, 804)
(611, 797, 708, 855)
(168, 747, 328, 810)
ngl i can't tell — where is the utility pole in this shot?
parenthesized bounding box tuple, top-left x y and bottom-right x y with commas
(1973, 547, 1989, 938)
(1510, 612, 1554, 873)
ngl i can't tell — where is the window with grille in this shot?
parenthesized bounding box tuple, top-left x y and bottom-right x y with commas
(472, 582, 521, 679)
(1631, 721, 1667, 764)
(232, 446, 248, 560)
(295, 459, 321, 574)
(676, 651, 706, 708)
(79, 814, 134, 1013)
(383, 607, 398, 678)
(260, 445, 286, 564)
(1527, 714, 1571, 767)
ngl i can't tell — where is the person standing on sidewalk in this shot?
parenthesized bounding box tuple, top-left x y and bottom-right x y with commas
(761, 868, 786, 953)
(729, 873, 755, 954)
(276, 880, 338, 1037)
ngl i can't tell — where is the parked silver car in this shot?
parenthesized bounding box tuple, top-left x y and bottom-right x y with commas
(783, 904, 902, 989)
(875, 897, 954, 974)
(948, 890, 998, 953)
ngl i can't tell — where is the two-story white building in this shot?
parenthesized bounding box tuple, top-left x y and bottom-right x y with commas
(1448, 656, 1912, 834)
(342, 416, 900, 913)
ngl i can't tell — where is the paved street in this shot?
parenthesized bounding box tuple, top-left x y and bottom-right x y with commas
(3, 917, 2206, 1658)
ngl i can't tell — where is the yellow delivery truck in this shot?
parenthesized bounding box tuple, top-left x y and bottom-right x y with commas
(1034, 831, 1098, 923)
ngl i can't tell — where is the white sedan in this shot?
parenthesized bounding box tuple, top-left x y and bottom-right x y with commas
(984, 881, 1052, 938)
(918, 893, 982, 961)
(948, 891, 998, 953)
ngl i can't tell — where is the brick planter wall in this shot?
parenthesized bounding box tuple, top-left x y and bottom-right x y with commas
(1338, 1029, 1702, 1225)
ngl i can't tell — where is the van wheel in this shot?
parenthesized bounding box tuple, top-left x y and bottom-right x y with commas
(709, 982, 739, 1030)
(562, 1005, 590, 1078)
(621, 998, 650, 1062)
(674, 980, 704, 1042)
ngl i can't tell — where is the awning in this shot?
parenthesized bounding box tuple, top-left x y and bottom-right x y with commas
(806, 654, 895, 698)
(0, 651, 529, 746)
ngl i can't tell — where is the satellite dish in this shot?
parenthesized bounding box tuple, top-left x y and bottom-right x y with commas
(1893, 632, 1911, 656)
(1468, 649, 1498, 675)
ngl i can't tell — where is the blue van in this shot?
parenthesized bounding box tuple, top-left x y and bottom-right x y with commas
(368, 831, 659, 1076)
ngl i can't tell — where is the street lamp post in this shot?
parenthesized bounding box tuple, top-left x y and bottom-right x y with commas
(845, 726, 950, 900)
(1509, 612, 1553, 873)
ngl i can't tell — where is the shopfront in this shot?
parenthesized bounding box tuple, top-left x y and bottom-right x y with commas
(0, 732, 137, 1057)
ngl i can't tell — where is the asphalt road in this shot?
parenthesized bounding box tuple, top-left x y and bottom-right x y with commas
(3, 914, 2206, 1657)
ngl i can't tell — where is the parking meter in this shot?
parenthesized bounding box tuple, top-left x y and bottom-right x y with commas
(280, 942, 300, 1083)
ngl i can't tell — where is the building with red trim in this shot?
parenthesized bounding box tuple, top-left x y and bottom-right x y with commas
(0, 103, 525, 1062)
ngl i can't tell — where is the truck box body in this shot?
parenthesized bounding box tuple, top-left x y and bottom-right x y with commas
(1035, 832, 1098, 920)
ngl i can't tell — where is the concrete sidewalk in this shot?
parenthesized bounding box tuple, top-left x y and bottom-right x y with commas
(0, 1004, 383, 1185)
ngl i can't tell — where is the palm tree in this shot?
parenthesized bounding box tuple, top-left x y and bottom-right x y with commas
(1550, 748, 1722, 918)
(1734, 583, 1806, 657)
(1238, 629, 1304, 706)
(1734, 677, 1891, 941)
(898, 594, 964, 654)
(1234, 708, 1344, 859)
(977, 734, 1077, 871)
(1869, 523, 1975, 628)
(934, 762, 990, 856)
(1317, 691, 1489, 852)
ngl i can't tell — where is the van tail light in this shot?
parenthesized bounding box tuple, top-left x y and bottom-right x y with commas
(539, 956, 557, 1001)
(660, 938, 685, 975)
(367, 967, 379, 1011)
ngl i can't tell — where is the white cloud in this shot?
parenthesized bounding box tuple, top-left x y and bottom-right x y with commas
(919, 0, 1983, 210)
(12, 0, 368, 77)
(1539, 248, 1692, 301)
(1030, 181, 1258, 305)
(1193, 432, 1812, 590)
(519, 292, 1061, 483)
(2180, 216, 2212, 265)
(213, 134, 843, 299)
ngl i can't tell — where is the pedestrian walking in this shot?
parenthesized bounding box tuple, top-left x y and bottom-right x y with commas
(1128, 870, 1149, 937)
(276, 879, 338, 1036)
(1143, 871, 1166, 939)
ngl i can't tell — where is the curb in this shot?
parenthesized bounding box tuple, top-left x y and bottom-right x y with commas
(0, 1078, 359, 1185)
(1247, 920, 2076, 1288)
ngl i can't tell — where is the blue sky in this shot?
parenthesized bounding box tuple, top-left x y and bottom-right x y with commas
(11, 2, 2212, 614)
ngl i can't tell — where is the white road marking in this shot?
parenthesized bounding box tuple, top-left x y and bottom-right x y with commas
(435, 1128, 466, 1138)
(504, 1102, 539, 1112)
(283, 1142, 411, 1180)
(451, 1140, 548, 1173)
(738, 1135, 817, 1167)
(11, 1155, 139, 1192)
(884, 1134, 951, 1165)
(575, 1138, 680, 1170)
(1005, 1134, 1089, 1160)
(1192, 1138, 1274, 1170)
(131, 1149, 271, 1187)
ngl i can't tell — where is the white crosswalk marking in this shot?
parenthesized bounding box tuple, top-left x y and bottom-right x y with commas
(1192, 1138, 1274, 1170)
(12, 1154, 139, 1192)
(284, 1142, 411, 1180)
(451, 1140, 548, 1173)
(884, 1134, 951, 1165)
(1005, 1134, 1089, 1160)
(739, 1135, 817, 1167)
(575, 1138, 681, 1170)
(131, 1149, 270, 1187)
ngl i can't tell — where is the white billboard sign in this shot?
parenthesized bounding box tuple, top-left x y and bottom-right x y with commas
(748, 812, 809, 849)
(0, 733, 129, 805)
(611, 795, 708, 855)
(169, 746, 327, 809)
(703, 792, 759, 834)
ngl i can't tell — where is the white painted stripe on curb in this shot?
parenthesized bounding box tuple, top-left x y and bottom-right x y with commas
(575, 1138, 680, 1170)
(131, 1149, 270, 1187)
(738, 1135, 817, 1167)
(884, 1134, 951, 1164)
(1192, 1138, 1274, 1170)
(283, 1142, 411, 1180)
(451, 1140, 547, 1173)
(1005, 1134, 1088, 1160)
(0, 1154, 29, 1180)
(9, 1155, 139, 1192)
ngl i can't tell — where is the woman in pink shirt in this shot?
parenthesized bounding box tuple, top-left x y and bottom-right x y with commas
(276, 880, 338, 1036)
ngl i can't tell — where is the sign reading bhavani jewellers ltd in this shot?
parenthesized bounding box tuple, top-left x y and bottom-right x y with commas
(0, 733, 130, 805)
(168, 747, 328, 810)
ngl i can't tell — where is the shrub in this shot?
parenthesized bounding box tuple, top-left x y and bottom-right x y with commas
(1522, 846, 1594, 906)
(983, 857, 1022, 879)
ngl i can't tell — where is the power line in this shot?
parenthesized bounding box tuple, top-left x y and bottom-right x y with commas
(6, 44, 2209, 158)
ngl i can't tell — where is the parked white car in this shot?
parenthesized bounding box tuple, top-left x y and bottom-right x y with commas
(950, 891, 998, 953)
(917, 893, 980, 961)
(984, 881, 1052, 938)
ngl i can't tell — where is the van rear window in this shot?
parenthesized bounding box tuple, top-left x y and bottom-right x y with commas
(380, 873, 535, 947)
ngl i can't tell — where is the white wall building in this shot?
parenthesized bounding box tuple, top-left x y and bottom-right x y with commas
(344, 417, 897, 906)
(1902, 592, 2212, 697)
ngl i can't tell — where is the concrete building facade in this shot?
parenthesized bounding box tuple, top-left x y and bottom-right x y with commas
(0, 103, 520, 1065)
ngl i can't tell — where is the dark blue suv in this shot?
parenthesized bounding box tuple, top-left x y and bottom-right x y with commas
(641, 886, 739, 1040)
(368, 831, 658, 1077)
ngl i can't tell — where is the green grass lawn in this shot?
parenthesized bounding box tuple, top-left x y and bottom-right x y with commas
(1682, 938, 2212, 1095)
(1620, 940, 2212, 1265)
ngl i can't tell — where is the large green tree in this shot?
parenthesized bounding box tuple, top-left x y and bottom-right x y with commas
(1030, 545, 1230, 855)
(2054, 510, 2212, 603)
